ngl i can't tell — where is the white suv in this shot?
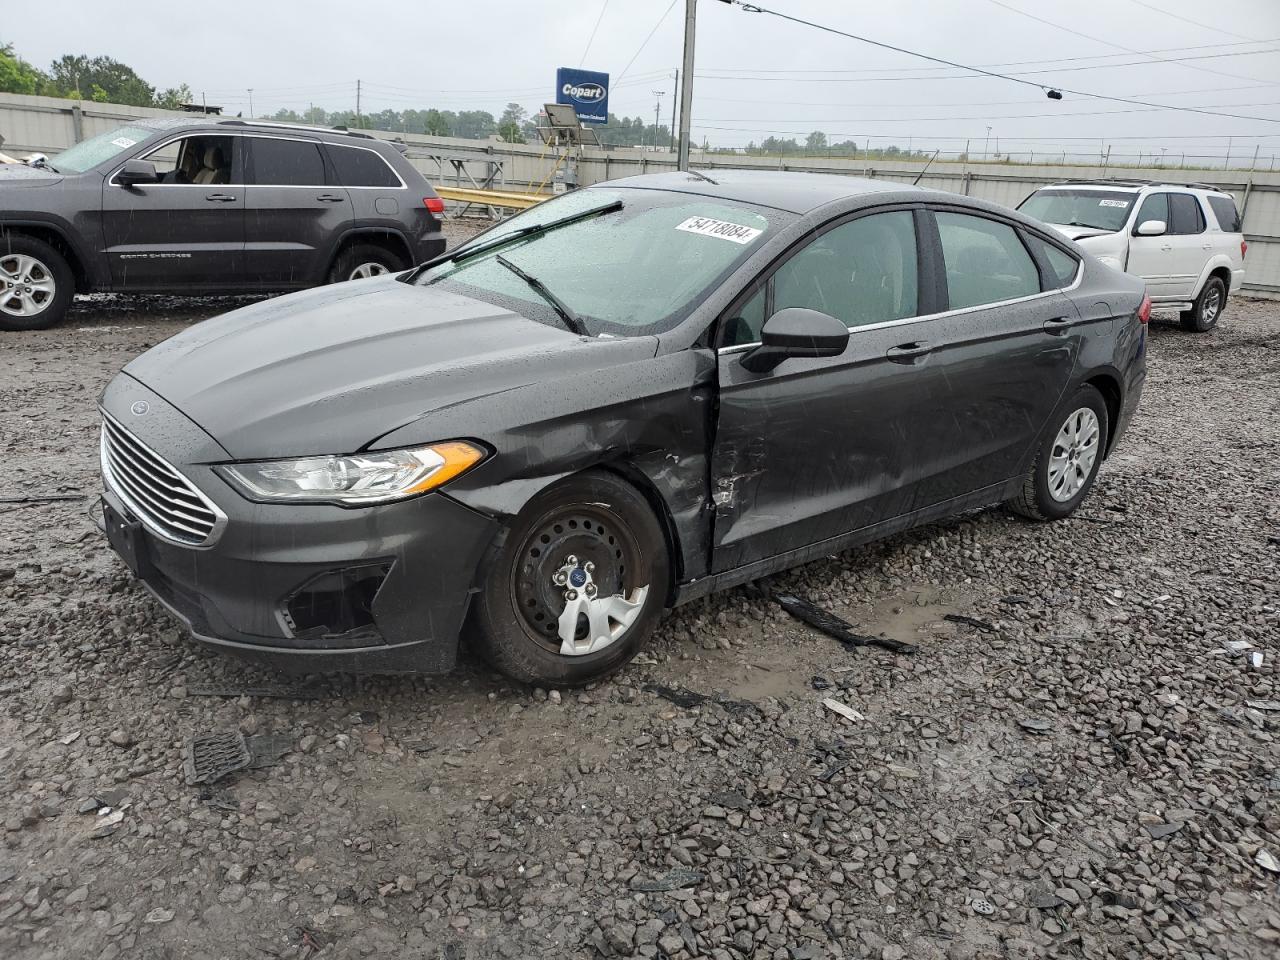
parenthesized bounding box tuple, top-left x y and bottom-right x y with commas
(1019, 180, 1246, 332)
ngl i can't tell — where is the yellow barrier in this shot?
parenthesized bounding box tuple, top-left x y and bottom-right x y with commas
(434, 186, 547, 211)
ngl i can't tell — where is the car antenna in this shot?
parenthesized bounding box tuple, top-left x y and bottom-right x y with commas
(912, 149, 940, 186)
(687, 167, 719, 185)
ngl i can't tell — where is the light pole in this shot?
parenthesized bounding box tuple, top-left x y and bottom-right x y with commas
(247, 88, 254, 118)
(984, 125, 992, 161)
(652, 90, 666, 151)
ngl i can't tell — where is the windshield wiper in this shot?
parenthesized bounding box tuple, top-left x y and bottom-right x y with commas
(494, 255, 588, 337)
(409, 199, 624, 281)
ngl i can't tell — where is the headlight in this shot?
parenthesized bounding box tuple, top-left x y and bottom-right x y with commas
(218, 441, 486, 505)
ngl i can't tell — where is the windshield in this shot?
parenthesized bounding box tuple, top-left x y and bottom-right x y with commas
(417, 187, 787, 337)
(49, 124, 155, 174)
(1018, 188, 1138, 232)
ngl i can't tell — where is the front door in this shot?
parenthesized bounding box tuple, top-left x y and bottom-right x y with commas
(710, 207, 1079, 573)
(242, 136, 351, 287)
(100, 134, 244, 289)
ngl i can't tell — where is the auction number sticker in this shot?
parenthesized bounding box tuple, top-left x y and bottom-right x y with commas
(1098, 199, 1130, 208)
(676, 216, 763, 244)
(111, 137, 137, 148)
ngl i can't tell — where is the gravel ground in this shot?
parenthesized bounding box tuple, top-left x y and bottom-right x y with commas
(0, 240, 1277, 959)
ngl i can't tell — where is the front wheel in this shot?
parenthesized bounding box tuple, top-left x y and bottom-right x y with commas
(0, 237, 73, 331)
(1008, 384, 1109, 521)
(469, 471, 669, 686)
(1180, 276, 1226, 332)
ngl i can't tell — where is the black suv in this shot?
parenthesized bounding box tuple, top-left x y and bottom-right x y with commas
(0, 118, 447, 330)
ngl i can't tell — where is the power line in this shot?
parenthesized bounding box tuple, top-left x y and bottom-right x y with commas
(691, 84, 1280, 109)
(691, 122, 1280, 142)
(984, 0, 1272, 85)
(717, 1, 1280, 124)
(614, 0, 679, 85)
(580, 0, 610, 67)
(1121, 0, 1252, 43)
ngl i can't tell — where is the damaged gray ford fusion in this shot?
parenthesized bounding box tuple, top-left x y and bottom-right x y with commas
(97, 170, 1148, 686)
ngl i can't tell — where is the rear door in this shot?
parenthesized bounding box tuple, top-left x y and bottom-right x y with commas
(1163, 193, 1210, 298)
(242, 136, 351, 287)
(101, 134, 244, 290)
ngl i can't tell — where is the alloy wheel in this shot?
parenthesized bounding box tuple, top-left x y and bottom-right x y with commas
(348, 262, 390, 281)
(0, 254, 56, 318)
(1046, 407, 1100, 503)
(1201, 286, 1222, 325)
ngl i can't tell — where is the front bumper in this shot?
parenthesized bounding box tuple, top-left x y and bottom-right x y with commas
(98, 376, 498, 674)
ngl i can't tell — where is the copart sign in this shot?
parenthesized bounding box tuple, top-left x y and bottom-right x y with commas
(556, 67, 609, 126)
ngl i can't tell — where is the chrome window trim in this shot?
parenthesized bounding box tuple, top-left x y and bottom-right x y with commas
(716, 249, 1084, 356)
(99, 412, 228, 549)
(108, 131, 407, 190)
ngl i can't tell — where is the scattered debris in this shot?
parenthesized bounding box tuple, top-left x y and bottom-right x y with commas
(643, 684, 759, 715)
(773, 592, 918, 654)
(1249, 651, 1264, 670)
(1257, 849, 1280, 874)
(810, 675, 832, 691)
(971, 898, 996, 916)
(1144, 821, 1185, 840)
(944, 613, 996, 633)
(631, 868, 704, 892)
(1017, 717, 1054, 734)
(184, 732, 253, 786)
(82, 809, 124, 841)
(247, 734, 294, 769)
(821, 698, 864, 724)
(59, 730, 81, 745)
(1247, 700, 1280, 712)
(1225, 640, 1253, 652)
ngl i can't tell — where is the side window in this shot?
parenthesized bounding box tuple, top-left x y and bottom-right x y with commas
(1168, 194, 1205, 235)
(934, 212, 1040, 309)
(723, 285, 766, 346)
(328, 146, 400, 188)
(772, 211, 918, 329)
(1023, 233, 1080, 288)
(249, 138, 327, 186)
(142, 136, 234, 184)
(1207, 194, 1242, 233)
(1134, 193, 1169, 233)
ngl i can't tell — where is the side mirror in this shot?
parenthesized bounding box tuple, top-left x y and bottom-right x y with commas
(741, 307, 849, 373)
(116, 159, 159, 187)
(1135, 219, 1166, 237)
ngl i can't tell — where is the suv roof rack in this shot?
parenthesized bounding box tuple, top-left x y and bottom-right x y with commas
(1049, 177, 1225, 193)
(215, 119, 375, 140)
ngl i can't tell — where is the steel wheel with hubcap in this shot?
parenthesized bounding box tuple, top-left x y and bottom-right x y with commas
(472, 471, 668, 686)
(0, 236, 74, 331)
(1009, 383, 1110, 521)
(1181, 276, 1226, 333)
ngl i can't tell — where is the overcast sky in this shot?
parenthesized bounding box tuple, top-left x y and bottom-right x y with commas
(9, 0, 1280, 164)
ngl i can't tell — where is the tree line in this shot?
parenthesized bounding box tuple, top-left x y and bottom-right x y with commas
(1, 42, 192, 109)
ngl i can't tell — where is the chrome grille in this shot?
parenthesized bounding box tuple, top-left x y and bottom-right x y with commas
(100, 413, 223, 546)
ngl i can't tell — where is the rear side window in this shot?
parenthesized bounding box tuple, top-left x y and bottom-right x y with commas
(1023, 233, 1080, 288)
(1168, 194, 1205, 235)
(328, 146, 401, 188)
(1207, 195, 1242, 232)
(248, 138, 327, 186)
(935, 212, 1040, 309)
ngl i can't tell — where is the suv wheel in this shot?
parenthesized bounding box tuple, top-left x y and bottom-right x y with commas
(328, 243, 408, 284)
(0, 237, 73, 331)
(1180, 275, 1226, 332)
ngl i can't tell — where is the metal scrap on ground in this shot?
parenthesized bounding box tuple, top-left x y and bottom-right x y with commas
(772, 591, 918, 654)
(821, 698, 864, 723)
(944, 613, 997, 633)
(643, 683, 760, 716)
(183, 732, 252, 786)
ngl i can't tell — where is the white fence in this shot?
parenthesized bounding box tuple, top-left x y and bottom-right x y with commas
(3, 92, 1278, 298)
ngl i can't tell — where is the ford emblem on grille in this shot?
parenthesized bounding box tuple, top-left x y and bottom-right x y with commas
(130, 400, 150, 416)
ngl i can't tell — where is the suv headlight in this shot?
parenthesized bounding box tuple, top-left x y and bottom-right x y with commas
(218, 441, 486, 505)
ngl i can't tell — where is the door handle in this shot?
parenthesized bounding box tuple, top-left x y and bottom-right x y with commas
(1042, 315, 1073, 336)
(1160, 244, 1172, 251)
(316, 194, 345, 203)
(886, 342, 930, 364)
(205, 193, 237, 202)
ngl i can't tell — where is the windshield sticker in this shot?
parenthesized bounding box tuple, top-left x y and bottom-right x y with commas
(1098, 199, 1130, 208)
(676, 216, 763, 245)
(110, 137, 138, 149)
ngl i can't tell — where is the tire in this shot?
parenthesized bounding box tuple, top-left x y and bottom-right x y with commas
(1179, 275, 1226, 332)
(469, 471, 669, 686)
(0, 236, 73, 331)
(327, 243, 408, 284)
(1008, 384, 1110, 522)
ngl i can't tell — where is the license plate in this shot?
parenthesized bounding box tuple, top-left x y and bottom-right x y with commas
(102, 499, 149, 579)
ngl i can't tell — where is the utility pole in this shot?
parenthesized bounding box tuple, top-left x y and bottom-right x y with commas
(1225, 136, 1232, 170)
(652, 90, 666, 151)
(670, 69, 678, 153)
(356, 79, 362, 127)
(677, 0, 697, 171)
(984, 126, 992, 161)
(248, 88, 254, 118)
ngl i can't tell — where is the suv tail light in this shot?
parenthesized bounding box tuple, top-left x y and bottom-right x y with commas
(423, 197, 445, 215)
(1137, 293, 1151, 325)
(1241, 239, 1248, 260)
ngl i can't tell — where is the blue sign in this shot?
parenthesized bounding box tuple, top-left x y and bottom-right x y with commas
(556, 67, 609, 126)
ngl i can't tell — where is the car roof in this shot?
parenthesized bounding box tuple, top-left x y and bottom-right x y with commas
(119, 116, 389, 147)
(1038, 179, 1223, 195)
(604, 169, 926, 214)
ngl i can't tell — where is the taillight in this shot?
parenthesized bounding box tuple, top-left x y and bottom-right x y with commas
(1137, 293, 1151, 325)
(423, 197, 445, 214)
(1241, 240, 1248, 260)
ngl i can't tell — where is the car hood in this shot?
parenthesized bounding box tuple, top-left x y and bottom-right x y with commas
(0, 163, 64, 186)
(123, 276, 658, 460)
(1044, 223, 1118, 242)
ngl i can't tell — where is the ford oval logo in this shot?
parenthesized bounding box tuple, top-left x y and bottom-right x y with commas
(562, 82, 606, 104)
(130, 400, 150, 416)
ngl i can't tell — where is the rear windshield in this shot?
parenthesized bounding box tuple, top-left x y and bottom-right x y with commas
(48, 124, 156, 174)
(1018, 188, 1138, 232)
(1206, 194, 1242, 233)
(416, 187, 791, 337)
